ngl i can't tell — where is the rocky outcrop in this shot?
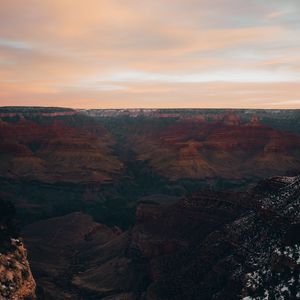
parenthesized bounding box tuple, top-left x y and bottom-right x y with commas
(0, 198, 36, 300)
(0, 239, 36, 300)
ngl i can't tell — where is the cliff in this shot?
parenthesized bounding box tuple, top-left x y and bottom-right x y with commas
(0, 117, 123, 184)
(0, 198, 36, 300)
(132, 117, 300, 180)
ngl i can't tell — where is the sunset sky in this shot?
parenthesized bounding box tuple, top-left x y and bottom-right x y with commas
(0, 0, 300, 108)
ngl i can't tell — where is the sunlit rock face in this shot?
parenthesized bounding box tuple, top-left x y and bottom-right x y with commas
(0, 198, 36, 300)
(132, 116, 300, 180)
(0, 114, 123, 185)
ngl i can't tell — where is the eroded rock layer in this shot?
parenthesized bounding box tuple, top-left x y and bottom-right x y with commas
(0, 115, 123, 184)
(132, 117, 300, 180)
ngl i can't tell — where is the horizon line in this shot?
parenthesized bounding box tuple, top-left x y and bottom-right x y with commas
(1, 105, 300, 111)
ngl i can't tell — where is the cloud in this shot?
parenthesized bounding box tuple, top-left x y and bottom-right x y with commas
(262, 99, 300, 106)
(0, 0, 299, 108)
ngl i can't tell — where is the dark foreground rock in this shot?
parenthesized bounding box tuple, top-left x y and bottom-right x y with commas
(23, 176, 300, 299)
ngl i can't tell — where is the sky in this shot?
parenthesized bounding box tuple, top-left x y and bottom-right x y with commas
(0, 0, 300, 108)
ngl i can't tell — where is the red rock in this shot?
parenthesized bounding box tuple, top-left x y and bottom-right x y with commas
(0, 119, 123, 184)
(133, 119, 300, 180)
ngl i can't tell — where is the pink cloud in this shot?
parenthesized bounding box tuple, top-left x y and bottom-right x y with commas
(0, 0, 300, 108)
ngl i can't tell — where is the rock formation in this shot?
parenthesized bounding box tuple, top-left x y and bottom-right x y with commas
(22, 175, 300, 299)
(134, 176, 300, 299)
(0, 116, 123, 184)
(132, 118, 300, 180)
(0, 198, 36, 300)
(1, 108, 300, 299)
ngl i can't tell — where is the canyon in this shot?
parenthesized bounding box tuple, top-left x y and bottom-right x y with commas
(131, 116, 300, 180)
(0, 107, 300, 299)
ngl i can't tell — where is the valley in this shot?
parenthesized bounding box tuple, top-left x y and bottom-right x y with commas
(0, 107, 300, 299)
